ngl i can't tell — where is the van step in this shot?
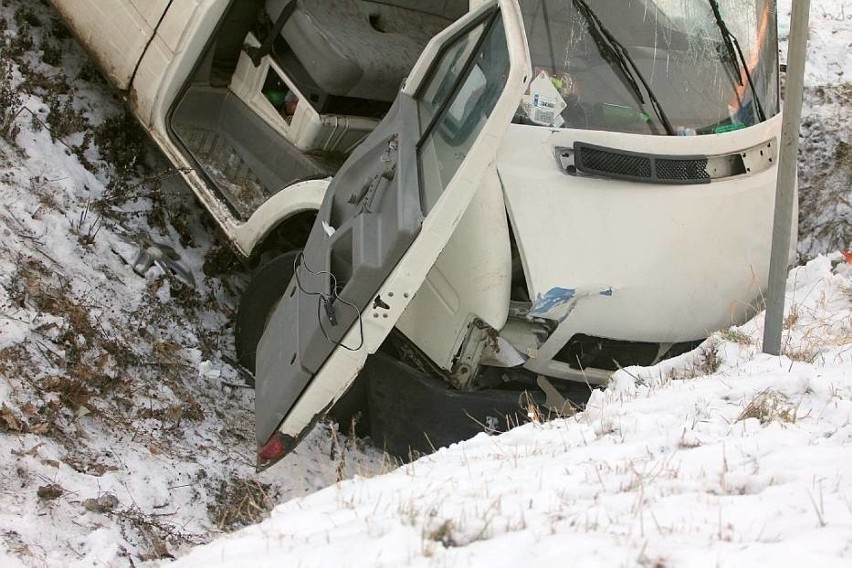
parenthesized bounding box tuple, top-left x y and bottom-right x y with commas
(173, 124, 268, 219)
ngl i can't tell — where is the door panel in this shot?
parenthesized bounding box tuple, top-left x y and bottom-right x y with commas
(49, 0, 169, 90)
(255, 0, 531, 462)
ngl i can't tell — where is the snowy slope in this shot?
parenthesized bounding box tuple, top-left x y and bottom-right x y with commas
(0, 2, 383, 566)
(168, 256, 852, 568)
(777, 0, 852, 257)
(0, 0, 848, 567)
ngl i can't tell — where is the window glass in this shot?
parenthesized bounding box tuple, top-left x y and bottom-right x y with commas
(516, 0, 778, 136)
(418, 21, 487, 133)
(417, 14, 510, 213)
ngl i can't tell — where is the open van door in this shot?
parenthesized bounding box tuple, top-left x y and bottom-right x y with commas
(254, 0, 531, 469)
(49, 0, 170, 90)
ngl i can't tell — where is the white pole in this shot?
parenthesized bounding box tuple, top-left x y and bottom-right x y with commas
(763, 0, 810, 355)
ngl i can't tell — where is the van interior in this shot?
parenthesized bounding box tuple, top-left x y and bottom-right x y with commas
(169, 0, 467, 220)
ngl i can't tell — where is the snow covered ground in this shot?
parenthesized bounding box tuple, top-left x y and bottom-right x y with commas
(171, 254, 852, 567)
(0, 2, 385, 565)
(779, 0, 852, 258)
(0, 0, 849, 567)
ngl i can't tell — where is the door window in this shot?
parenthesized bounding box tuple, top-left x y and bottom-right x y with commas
(416, 13, 511, 214)
(417, 21, 488, 132)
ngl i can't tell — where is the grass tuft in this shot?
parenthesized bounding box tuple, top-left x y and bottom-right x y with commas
(737, 390, 798, 425)
(719, 328, 753, 346)
(209, 478, 274, 532)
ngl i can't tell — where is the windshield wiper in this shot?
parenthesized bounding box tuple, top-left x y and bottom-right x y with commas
(707, 0, 766, 122)
(571, 0, 675, 135)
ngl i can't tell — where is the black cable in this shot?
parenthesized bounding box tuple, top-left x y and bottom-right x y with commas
(292, 251, 364, 352)
(247, 0, 295, 66)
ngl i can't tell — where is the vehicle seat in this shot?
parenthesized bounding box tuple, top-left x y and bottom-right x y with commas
(265, 0, 467, 102)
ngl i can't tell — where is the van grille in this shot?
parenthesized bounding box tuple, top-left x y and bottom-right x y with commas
(573, 142, 711, 184)
(656, 158, 711, 181)
(580, 147, 652, 179)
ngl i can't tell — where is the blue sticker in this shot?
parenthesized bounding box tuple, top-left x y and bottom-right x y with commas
(529, 287, 576, 319)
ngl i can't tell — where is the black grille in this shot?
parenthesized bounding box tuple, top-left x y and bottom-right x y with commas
(573, 142, 712, 185)
(656, 158, 710, 181)
(579, 147, 652, 179)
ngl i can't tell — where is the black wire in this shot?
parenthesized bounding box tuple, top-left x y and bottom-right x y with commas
(292, 251, 365, 352)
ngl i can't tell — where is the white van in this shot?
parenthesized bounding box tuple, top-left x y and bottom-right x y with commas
(49, 0, 792, 468)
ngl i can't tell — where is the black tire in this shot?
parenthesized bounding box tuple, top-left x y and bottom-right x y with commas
(364, 352, 538, 460)
(365, 350, 594, 461)
(235, 250, 300, 375)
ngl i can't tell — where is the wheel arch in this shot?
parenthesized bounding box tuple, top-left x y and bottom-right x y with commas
(231, 178, 328, 258)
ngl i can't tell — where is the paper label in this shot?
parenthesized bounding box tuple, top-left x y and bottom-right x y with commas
(524, 70, 568, 127)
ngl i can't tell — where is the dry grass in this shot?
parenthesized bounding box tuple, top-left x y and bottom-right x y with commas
(718, 328, 754, 346)
(698, 343, 721, 375)
(0, 344, 30, 377)
(798, 85, 852, 259)
(783, 303, 800, 329)
(0, 531, 42, 565)
(111, 504, 205, 561)
(209, 478, 275, 532)
(0, 56, 22, 141)
(783, 345, 822, 363)
(665, 343, 723, 381)
(737, 390, 799, 425)
(0, 5, 264, 564)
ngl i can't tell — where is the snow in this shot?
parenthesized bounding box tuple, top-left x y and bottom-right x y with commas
(778, 0, 852, 86)
(170, 255, 852, 568)
(0, 0, 849, 566)
(0, 2, 385, 564)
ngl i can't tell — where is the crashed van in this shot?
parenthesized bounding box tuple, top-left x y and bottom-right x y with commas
(49, 0, 792, 468)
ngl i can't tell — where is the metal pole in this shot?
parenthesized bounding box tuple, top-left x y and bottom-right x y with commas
(763, 0, 810, 355)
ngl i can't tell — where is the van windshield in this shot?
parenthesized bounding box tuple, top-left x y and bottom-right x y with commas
(516, 0, 779, 135)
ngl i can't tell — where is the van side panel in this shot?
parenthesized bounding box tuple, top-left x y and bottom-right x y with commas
(130, 0, 170, 28)
(48, 0, 166, 90)
(130, 1, 223, 126)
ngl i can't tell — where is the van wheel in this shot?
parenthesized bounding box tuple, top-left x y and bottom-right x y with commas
(363, 351, 541, 461)
(235, 250, 300, 377)
(365, 334, 595, 461)
(234, 250, 369, 432)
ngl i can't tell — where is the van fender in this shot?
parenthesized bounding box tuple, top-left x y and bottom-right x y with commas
(231, 178, 329, 256)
